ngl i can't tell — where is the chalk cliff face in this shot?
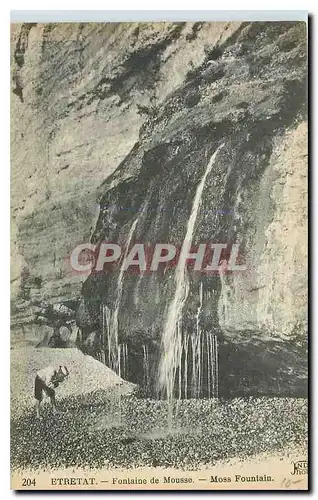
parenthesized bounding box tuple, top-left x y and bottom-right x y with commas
(11, 21, 240, 339)
(11, 21, 307, 396)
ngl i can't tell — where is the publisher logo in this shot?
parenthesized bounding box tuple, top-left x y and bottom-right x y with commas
(291, 460, 308, 475)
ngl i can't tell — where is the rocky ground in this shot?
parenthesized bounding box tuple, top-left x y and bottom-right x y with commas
(11, 393, 307, 471)
(10, 344, 307, 473)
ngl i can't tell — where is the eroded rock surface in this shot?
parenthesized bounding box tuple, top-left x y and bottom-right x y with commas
(11, 21, 239, 338)
(11, 22, 307, 395)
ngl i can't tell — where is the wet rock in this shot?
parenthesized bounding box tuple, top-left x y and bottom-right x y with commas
(11, 22, 307, 396)
(81, 22, 307, 395)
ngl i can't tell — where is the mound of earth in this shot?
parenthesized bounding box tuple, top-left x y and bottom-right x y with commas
(11, 346, 136, 418)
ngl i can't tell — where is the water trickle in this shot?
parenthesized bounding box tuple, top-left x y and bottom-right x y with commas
(108, 217, 139, 374)
(100, 303, 111, 366)
(183, 333, 189, 398)
(169, 328, 219, 400)
(142, 344, 150, 393)
(118, 343, 128, 379)
(177, 317, 183, 401)
(206, 331, 219, 398)
(218, 265, 231, 329)
(134, 272, 145, 306)
(192, 281, 204, 398)
(158, 144, 224, 404)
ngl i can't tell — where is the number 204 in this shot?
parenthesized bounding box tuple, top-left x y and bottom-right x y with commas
(22, 478, 36, 487)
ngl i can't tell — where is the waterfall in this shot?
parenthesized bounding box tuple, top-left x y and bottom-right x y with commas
(162, 327, 219, 399)
(158, 144, 224, 403)
(124, 343, 128, 379)
(184, 333, 189, 398)
(134, 272, 144, 306)
(192, 282, 204, 398)
(197, 282, 203, 332)
(142, 344, 150, 393)
(101, 303, 111, 366)
(108, 217, 139, 374)
(177, 317, 183, 400)
(207, 332, 211, 397)
(206, 331, 218, 398)
(218, 265, 231, 329)
(118, 343, 128, 379)
(191, 333, 203, 398)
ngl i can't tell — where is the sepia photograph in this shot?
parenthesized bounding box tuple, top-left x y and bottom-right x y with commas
(10, 12, 308, 490)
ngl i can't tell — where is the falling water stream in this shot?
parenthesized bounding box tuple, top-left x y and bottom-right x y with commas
(218, 267, 231, 329)
(107, 217, 139, 374)
(158, 144, 224, 426)
(96, 219, 139, 428)
(100, 303, 111, 366)
(142, 344, 150, 394)
(118, 343, 128, 379)
(96, 146, 223, 435)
